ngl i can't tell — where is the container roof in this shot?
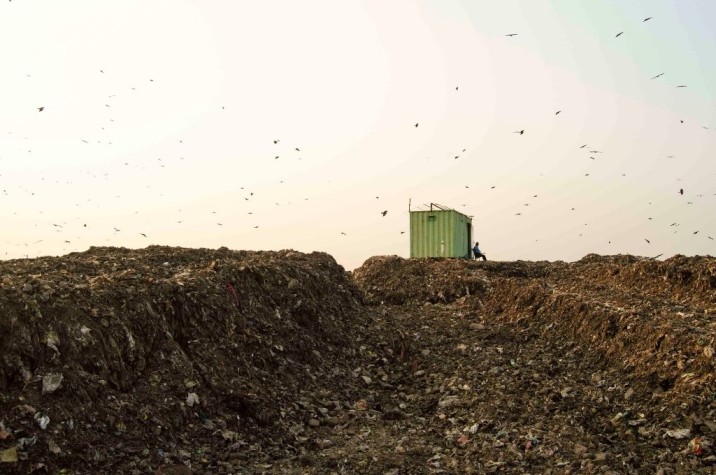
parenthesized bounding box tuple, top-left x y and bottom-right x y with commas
(411, 202, 455, 212)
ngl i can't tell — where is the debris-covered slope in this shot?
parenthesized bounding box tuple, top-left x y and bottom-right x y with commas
(2, 249, 715, 473)
(0, 246, 398, 473)
(351, 254, 716, 473)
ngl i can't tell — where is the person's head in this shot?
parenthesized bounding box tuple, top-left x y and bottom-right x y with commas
(475, 242, 479, 246)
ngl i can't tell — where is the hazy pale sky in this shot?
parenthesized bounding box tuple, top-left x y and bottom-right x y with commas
(1, 0, 715, 269)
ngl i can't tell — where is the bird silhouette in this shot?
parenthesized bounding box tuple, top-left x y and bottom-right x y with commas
(414, 123, 419, 127)
(140, 233, 147, 237)
(555, 110, 561, 115)
(679, 188, 684, 195)
(676, 85, 687, 88)
(514, 130, 524, 135)
(505, 33, 518, 37)
(645, 239, 650, 243)
(37, 106, 44, 112)
(580, 144, 587, 148)
(273, 139, 280, 144)
(615, 32, 623, 38)
(643, 17, 652, 22)
(651, 72, 664, 79)
(381, 210, 388, 216)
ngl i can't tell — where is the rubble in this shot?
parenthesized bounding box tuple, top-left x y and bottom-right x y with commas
(1, 248, 714, 473)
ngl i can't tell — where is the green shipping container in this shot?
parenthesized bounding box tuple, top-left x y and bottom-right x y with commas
(410, 205, 473, 258)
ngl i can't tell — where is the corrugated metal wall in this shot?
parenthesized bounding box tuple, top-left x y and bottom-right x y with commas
(410, 209, 472, 258)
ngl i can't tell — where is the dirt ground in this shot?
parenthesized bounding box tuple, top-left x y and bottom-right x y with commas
(1, 248, 714, 474)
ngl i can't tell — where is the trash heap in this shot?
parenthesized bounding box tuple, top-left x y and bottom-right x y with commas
(2, 248, 715, 473)
(0, 246, 399, 473)
(352, 254, 716, 473)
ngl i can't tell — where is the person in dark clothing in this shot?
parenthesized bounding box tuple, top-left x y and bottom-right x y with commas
(473, 242, 487, 261)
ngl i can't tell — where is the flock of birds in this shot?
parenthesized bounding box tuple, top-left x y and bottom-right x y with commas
(2, 10, 715, 260)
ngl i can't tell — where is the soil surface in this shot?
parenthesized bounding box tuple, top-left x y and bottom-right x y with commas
(1, 247, 715, 474)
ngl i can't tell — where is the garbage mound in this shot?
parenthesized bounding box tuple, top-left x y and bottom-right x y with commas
(0, 246, 397, 473)
(3, 249, 715, 473)
(353, 255, 716, 405)
(349, 254, 716, 472)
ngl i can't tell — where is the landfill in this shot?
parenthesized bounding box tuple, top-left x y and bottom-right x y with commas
(0, 247, 714, 473)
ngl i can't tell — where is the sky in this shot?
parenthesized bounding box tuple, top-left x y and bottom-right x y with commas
(1, 0, 715, 270)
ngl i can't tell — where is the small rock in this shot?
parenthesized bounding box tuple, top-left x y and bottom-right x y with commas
(308, 419, 321, 427)
(624, 388, 634, 400)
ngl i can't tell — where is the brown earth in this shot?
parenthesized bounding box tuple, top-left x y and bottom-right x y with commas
(1, 247, 715, 474)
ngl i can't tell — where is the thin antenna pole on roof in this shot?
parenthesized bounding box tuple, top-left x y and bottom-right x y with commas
(430, 203, 433, 211)
(408, 198, 411, 212)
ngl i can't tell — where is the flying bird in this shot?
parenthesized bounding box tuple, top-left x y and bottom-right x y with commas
(341, 232, 346, 235)
(580, 144, 587, 148)
(676, 85, 687, 88)
(37, 106, 44, 112)
(679, 188, 684, 195)
(505, 33, 518, 37)
(414, 123, 419, 127)
(140, 233, 147, 237)
(555, 110, 561, 115)
(514, 130, 524, 135)
(615, 32, 623, 38)
(644, 239, 650, 243)
(643, 17, 652, 22)
(651, 72, 664, 79)
(273, 140, 280, 144)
